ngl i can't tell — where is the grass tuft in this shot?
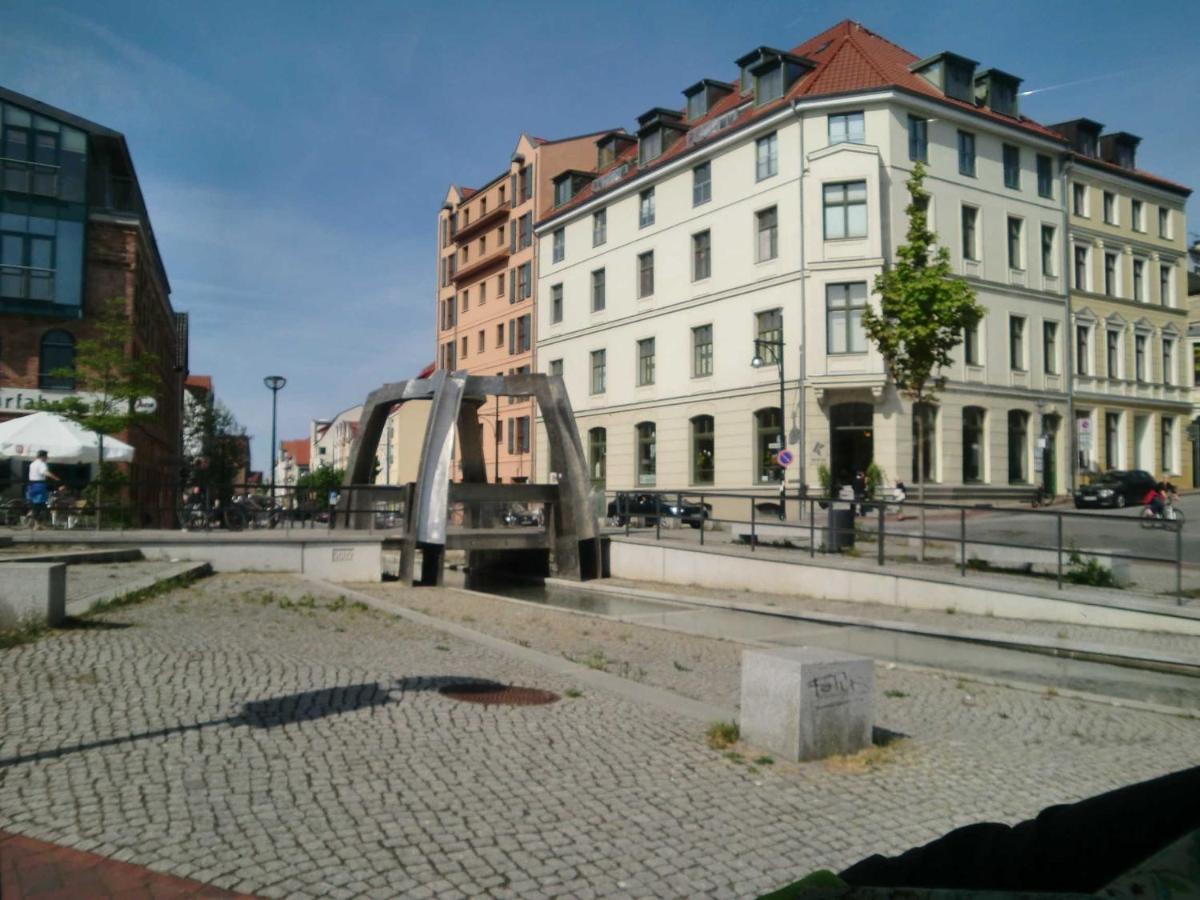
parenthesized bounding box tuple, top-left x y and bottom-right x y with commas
(705, 720, 740, 750)
(823, 738, 909, 774)
(563, 688, 583, 699)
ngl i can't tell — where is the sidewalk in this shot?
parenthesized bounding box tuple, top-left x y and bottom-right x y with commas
(0, 830, 252, 899)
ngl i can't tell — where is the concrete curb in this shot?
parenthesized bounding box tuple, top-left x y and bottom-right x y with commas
(4, 548, 144, 566)
(68, 561, 213, 617)
(302, 576, 734, 724)
(546, 577, 1200, 676)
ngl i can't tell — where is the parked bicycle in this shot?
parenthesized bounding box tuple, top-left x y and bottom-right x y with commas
(177, 489, 246, 531)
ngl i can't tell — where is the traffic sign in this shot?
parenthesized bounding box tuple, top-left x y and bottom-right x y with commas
(775, 449, 794, 467)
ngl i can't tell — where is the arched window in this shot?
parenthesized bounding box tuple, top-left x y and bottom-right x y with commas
(754, 407, 783, 483)
(962, 407, 986, 483)
(635, 422, 656, 486)
(1007, 410, 1029, 484)
(911, 403, 938, 483)
(690, 415, 715, 485)
(587, 427, 607, 486)
(38, 329, 75, 390)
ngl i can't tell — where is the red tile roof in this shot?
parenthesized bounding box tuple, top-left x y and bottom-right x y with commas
(1069, 152, 1191, 196)
(280, 438, 310, 467)
(538, 19, 1087, 225)
(184, 374, 212, 392)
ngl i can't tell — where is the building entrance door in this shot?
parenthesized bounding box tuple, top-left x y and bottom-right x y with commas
(830, 402, 874, 490)
(1042, 414, 1059, 496)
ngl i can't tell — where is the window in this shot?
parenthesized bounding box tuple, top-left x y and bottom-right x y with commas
(957, 130, 976, 177)
(962, 407, 986, 483)
(518, 213, 532, 248)
(553, 178, 571, 207)
(637, 251, 654, 298)
(1043, 321, 1059, 374)
(1072, 183, 1087, 216)
(692, 163, 711, 206)
(692, 230, 711, 280)
(496, 322, 504, 347)
(507, 416, 530, 454)
(1006, 217, 1023, 269)
(479, 280, 486, 304)
(477, 330, 484, 353)
(1074, 246, 1088, 291)
(459, 336, 468, 359)
(756, 207, 778, 262)
(1076, 324, 1090, 375)
(756, 133, 778, 181)
(1041, 225, 1056, 276)
(639, 188, 655, 228)
(1009, 316, 1026, 371)
(1007, 410, 1029, 483)
(1158, 207, 1170, 238)
(911, 403, 937, 483)
(1, 232, 55, 302)
(1159, 263, 1172, 306)
(1131, 199, 1143, 231)
(1002, 144, 1020, 189)
(1103, 191, 1116, 224)
(550, 284, 563, 324)
(1105, 412, 1121, 469)
(756, 308, 783, 362)
(636, 422, 656, 485)
(1162, 338, 1174, 385)
(692, 324, 713, 376)
(1135, 334, 1147, 381)
(1104, 252, 1117, 296)
(637, 337, 655, 386)
(548, 359, 563, 377)
(1133, 258, 1145, 301)
(518, 165, 532, 202)
(823, 181, 867, 239)
(756, 65, 783, 103)
(1106, 329, 1120, 378)
(591, 268, 605, 312)
(38, 329, 74, 390)
(1161, 417, 1175, 472)
(1036, 154, 1053, 198)
(907, 115, 928, 162)
(755, 408, 783, 483)
(961, 206, 979, 261)
(826, 283, 867, 354)
(588, 427, 606, 484)
(552, 228, 564, 263)
(964, 320, 981, 366)
(828, 112, 864, 145)
(593, 209, 607, 247)
(687, 91, 706, 121)
(516, 314, 531, 352)
(590, 349, 606, 394)
(639, 130, 662, 165)
(497, 271, 505, 297)
(517, 262, 532, 299)
(460, 290, 468, 312)
(691, 415, 715, 485)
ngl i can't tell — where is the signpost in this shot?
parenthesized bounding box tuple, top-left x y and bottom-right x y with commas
(775, 449, 794, 468)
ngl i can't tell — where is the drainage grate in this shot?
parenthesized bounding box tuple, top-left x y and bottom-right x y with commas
(439, 682, 560, 706)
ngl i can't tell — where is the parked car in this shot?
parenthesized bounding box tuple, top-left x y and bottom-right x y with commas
(1073, 470, 1157, 509)
(606, 492, 712, 528)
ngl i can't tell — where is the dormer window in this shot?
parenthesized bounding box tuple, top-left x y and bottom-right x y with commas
(911, 51, 978, 104)
(1100, 132, 1141, 170)
(1049, 119, 1104, 159)
(682, 79, 734, 122)
(737, 47, 814, 107)
(551, 170, 593, 208)
(975, 69, 1021, 117)
(596, 132, 636, 170)
(639, 129, 662, 165)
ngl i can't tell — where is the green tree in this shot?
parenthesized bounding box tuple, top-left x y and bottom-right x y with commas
(40, 297, 163, 524)
(862, 163, 983, 548)
(296, 465, 344, 494)
(183, 397, 247, 502)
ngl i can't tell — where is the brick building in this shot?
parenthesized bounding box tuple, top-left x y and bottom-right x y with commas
(0, 86, 186, 522)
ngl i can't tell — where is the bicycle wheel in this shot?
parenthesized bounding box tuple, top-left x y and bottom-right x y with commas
(223, 506, 247, 532)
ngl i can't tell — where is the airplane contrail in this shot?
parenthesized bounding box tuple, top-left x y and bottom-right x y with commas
(1019, 67, 1144, 97)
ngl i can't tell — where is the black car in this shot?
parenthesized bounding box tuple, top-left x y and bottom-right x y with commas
(1073, 470, 1156, 509)
(607, 492, 712, 528)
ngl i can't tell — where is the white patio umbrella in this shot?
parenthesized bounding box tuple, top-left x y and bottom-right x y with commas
(0, 411, 135, 463)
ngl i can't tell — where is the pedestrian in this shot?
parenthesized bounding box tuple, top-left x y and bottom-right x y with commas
(894, 480, 907, 521)
(25, 450, 60, 530)
(852, 470, 867, 517)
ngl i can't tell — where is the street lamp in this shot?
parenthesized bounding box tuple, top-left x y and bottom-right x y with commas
(752, 338, 786, 520)
(264, 375, 287, 497)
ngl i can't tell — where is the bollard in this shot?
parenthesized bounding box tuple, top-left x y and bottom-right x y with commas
(809, 498, 815, 558)
(1056, 514, 1063, 590)
(960, 508, 967, 576)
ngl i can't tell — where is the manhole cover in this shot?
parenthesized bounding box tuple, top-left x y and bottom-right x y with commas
(439, 682, 560, 706)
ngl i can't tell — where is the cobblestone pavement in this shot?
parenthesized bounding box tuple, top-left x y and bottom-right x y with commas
(2, 573, 1200, 899)
(63, 560, 195, 604)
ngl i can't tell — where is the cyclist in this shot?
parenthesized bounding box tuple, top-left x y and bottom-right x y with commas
(1141, 482, 1166, 519)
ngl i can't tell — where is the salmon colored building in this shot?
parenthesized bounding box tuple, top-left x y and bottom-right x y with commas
(436, 131, 619, 483)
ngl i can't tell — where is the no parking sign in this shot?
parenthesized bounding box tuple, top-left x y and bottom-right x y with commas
(775, 449, 794, 467)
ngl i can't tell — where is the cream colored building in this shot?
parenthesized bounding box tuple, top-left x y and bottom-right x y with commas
(1058, 120, 1194, 490)
(533, 22, 1108, 504)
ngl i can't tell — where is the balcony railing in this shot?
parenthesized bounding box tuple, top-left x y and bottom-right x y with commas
(452, 242, 511, 284)
(453, 200, 512, 245)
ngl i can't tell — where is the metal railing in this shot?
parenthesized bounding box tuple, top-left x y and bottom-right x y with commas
(601, 489, 1191, 604)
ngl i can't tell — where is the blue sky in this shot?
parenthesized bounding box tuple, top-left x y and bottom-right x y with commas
(3, 0, 1197, 471)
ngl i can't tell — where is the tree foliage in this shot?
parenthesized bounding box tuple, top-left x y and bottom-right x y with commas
(296, 465, 344, 494)
(862, 163, 983, 404)
(40, 297, 163, 438)
(183, 397, 247, 495)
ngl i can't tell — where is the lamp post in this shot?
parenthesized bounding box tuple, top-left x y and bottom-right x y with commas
(752, 338, 786, 520)
(264, 375, 287, 497)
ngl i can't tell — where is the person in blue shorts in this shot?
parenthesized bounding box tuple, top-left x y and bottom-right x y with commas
(25, 450, 61, 529)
